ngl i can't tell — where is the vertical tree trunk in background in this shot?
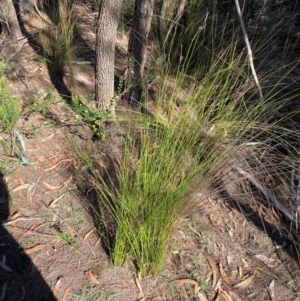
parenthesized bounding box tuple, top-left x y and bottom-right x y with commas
(0, 0, 27, 59)
(95, 0, 123, 111)
(127, 0, 155, 105)
(0, 0, 22, 41)
(160, 0, 168, 34)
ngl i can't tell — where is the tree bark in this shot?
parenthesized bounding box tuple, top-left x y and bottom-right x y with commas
(0, 0, 27, 60)
(95, 0, 123, 111)
(0, 0, 23, 41)
(127, 0, 155, 105)
(160, 0, 168, 34)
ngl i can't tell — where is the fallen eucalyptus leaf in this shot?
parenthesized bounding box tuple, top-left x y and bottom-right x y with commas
(205, 255, 218, 289)
(88, 270, 100, 284)
(22, 244, 46, 254)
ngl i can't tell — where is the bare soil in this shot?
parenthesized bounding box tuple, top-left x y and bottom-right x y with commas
(0, 3, 299, 301)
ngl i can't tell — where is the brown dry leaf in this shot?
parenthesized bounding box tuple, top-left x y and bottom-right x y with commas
(97, 160, 107, 169)
(233, 273, 256, 289)
(214, 278, 222, 292)
(43, 181, 63, 191)
(268, 280, 276, 301)
(197, 292, 209, 301)
(215, 288, 233, 301)
(238, 266, 242, 278)
(41, 133, 55, 141)
(241, 258, 250, 268)
(62, 285, 72, 301)
(67, 225, 75, 237)
(219, 288, 233, 301)
(123, 281, 129, 288)
(219, 263, 231, 285)
(23, 223, 37, 237)
(53, 276, 62, 298)
(49, 193, 66, 207)
(11, 211, 20, 219)
(35, 156, 46, 163)
(44, 158, 74, 172)
(254, 254, 276, 268)
(19, 177, 25, 185)
(13, 183, 31, 192)
(205, 270, 213, 283)
(173, 279, 199, 295)
(188, 225, 202, 239)
(264, 217, 276, 226)
(207, 214, 218, 227)
(39, 153, 63, 164)
(88, 270, 100, 284)
(205, 255, 218, 288)
(63, 174, 73, 188)
(228, 291, 243, 301)
(0, 262, 13, 272)
(135, 276, 144, 298)
(271, 206, 280, 220)
(22, 244, 46, 254)
(84, 228, 95, 240)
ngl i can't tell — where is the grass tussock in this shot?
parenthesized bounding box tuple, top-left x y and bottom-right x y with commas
(37, 0, 76, 77)
(75, 4, 300, 276)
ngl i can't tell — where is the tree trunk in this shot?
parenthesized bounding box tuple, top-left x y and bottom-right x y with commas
(95, 0, 123, 111)
(160, 0, 168, 34)
(0, 0, 23, 41)
(127, 0, 155, 105)
(0, 0, 27, 60)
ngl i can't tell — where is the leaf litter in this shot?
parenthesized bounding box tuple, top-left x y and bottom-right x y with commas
(3, 123, 300, 300)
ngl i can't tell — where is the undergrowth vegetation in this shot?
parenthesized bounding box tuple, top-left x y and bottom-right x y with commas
(0, 60, 21, 132)
(37, 0, 77, 77)
(1, 0, 299, 280)
(75, 1, 300, 277)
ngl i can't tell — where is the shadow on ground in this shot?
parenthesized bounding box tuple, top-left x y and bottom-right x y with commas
(219, 187, 300, 265)
(0, 171, 57, 301)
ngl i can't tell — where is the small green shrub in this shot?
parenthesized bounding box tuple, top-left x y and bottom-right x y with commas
(28, 89, 57, 115)
(71, 96, 110, 140)
(0, 61, 21, 132)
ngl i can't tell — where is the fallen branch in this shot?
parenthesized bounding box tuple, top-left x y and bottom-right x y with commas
(233, 0, 264, 102)
(234, 166, 295, 223)
(3, 216, 42, 226)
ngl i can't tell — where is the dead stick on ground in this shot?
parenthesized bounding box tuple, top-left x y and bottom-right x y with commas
(3, 216, 43, 226)
(235, 166, 296, 223)
(41, 201, 96, 259)
(41, 200, 81, 237)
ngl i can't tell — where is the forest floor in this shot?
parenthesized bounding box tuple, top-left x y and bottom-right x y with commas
(0, 3, 300, 301)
